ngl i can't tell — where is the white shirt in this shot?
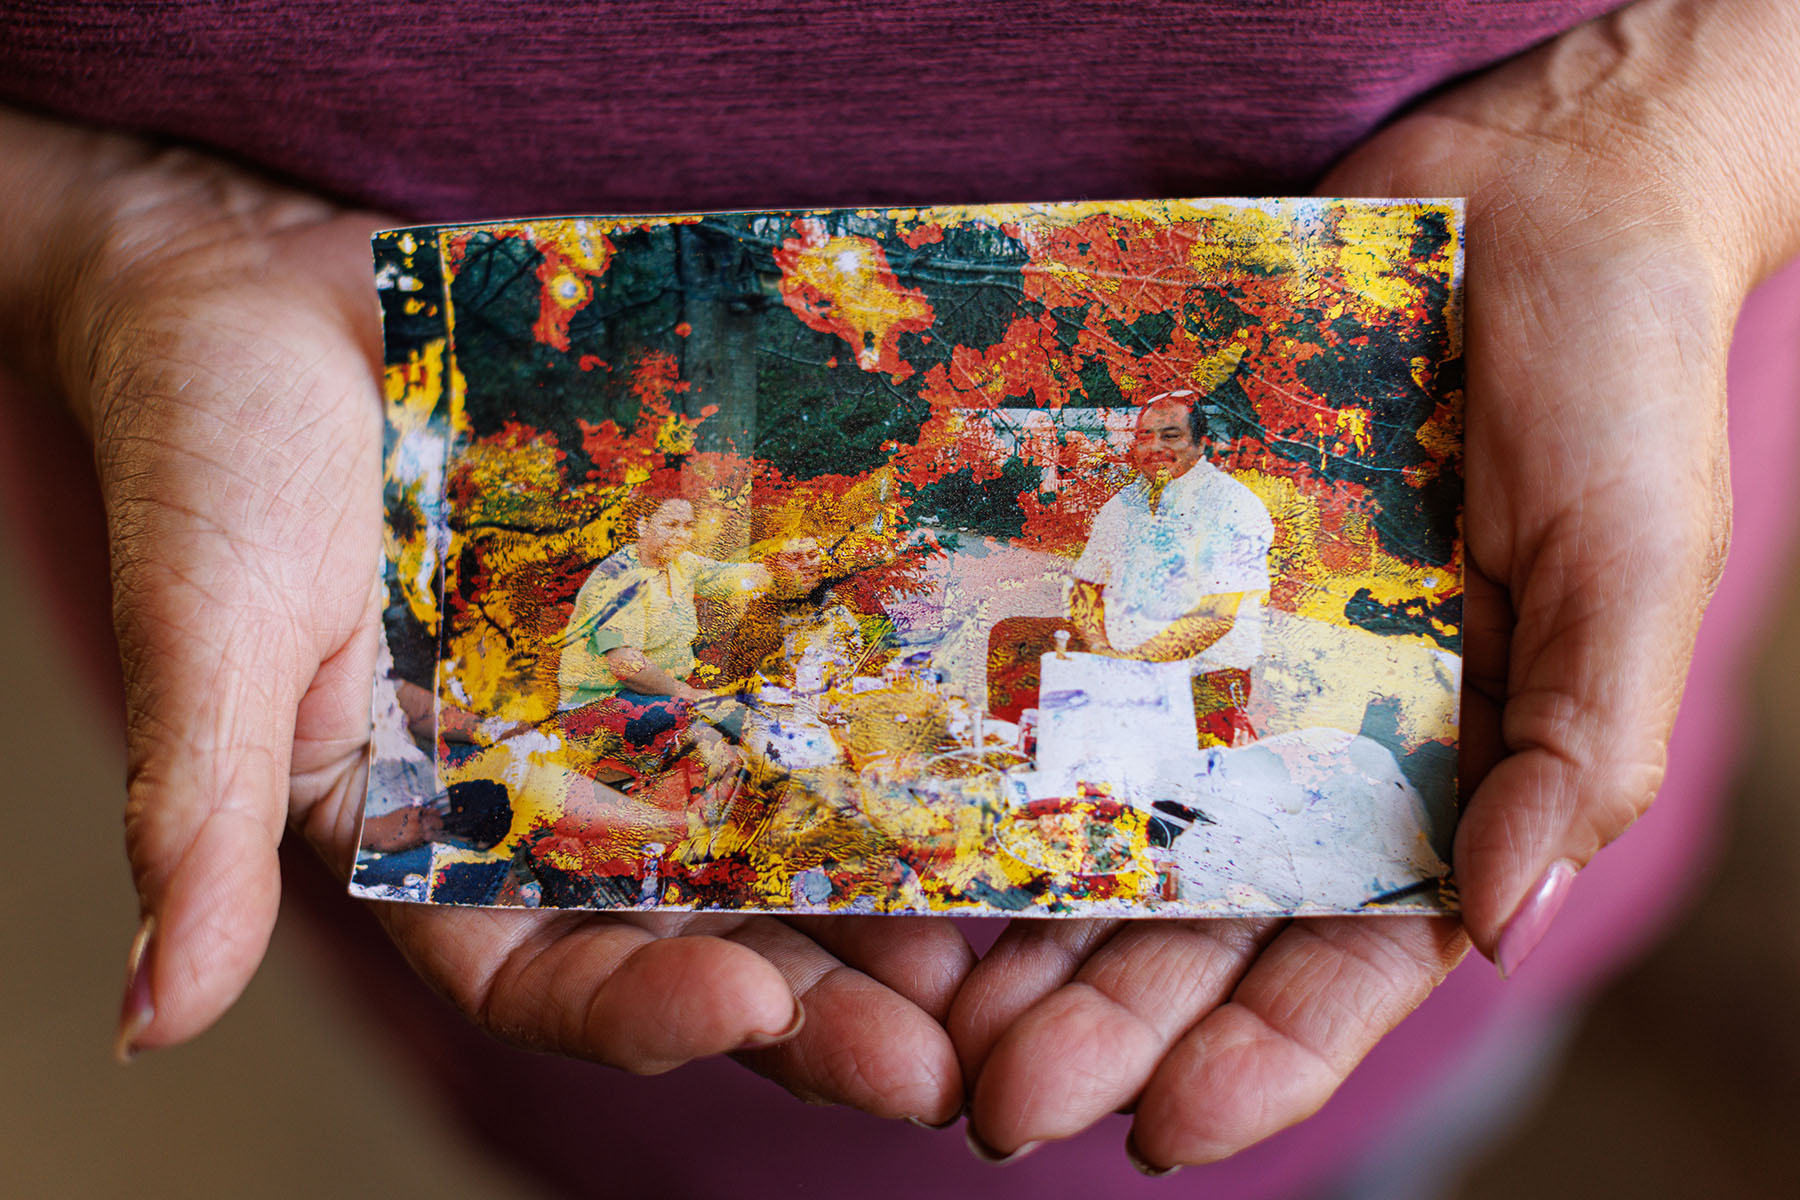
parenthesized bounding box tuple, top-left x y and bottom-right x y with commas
(1070, 460, 1273, 671)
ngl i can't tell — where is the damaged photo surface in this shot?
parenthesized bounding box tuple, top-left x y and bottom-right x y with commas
(357, 198, 1464, 917)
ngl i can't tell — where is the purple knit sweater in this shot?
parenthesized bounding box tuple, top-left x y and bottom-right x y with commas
(4, 2, 1618, 219)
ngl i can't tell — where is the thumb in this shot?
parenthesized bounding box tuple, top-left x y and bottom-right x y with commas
(1457, 457, 1731, 975)
(1455, 300, 1735, 977)
(110, 498, 309, 1058)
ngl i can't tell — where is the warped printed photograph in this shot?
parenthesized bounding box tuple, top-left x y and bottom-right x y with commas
(356, 198, 1464, 917)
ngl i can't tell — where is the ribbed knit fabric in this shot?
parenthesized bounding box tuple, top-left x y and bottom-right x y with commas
(3, 2, 1617, 218)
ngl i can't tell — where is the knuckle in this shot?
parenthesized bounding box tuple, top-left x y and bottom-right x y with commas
(1576, 748, 1666, 852)
(1496, 684, 1669, 860)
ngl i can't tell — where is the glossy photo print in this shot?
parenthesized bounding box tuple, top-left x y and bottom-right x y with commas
(355, 198, 1464, 917)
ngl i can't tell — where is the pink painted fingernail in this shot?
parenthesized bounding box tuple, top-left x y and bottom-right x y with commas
(964, 1125, 1039, 1166)
(1126, 1132, 1181, 1178)
(114, 914, 156, 1064)
(735, 1000, 806, 1050)
(1496, 859, 1577, 979)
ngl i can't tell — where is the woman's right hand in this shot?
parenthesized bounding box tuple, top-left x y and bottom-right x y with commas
(0, 104, 973, 1122)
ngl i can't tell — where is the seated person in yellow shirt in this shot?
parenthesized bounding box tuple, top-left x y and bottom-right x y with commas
(553, 488, 771, 786)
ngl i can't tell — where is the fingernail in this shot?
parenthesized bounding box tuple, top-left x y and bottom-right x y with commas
(964, 1124, 1039, 1165)
(114, 914, 156, 1064)
(1126, 1132, 1181, 1178)
(1496, 858, 1578, 979)
(736, 1000, 806, 1050)
(905, 1111, 963, 1131)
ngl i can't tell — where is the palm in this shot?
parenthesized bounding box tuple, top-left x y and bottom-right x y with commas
(100, 181, 969, 1121)
(948, 87, 1732, 1164)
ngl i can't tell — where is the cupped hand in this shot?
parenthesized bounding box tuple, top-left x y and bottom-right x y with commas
(949, 3, 1790, 1170)
(1, 106, 970, 1123)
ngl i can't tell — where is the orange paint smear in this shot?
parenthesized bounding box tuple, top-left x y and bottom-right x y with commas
(917, 312, 1075, 410)
(899, 223, 945, 248)
(775, 221, 935, 379)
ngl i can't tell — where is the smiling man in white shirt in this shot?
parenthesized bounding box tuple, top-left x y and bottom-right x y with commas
(1068, 390, 1274, 746)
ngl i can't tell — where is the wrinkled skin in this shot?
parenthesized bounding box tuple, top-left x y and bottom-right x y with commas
(950, 1, 1796, 1168)
(1, 0, 1795, 1175)
(3, 120, 972, 1123)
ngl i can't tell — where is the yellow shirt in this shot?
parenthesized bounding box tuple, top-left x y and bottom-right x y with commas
(557, 546, 769, 708)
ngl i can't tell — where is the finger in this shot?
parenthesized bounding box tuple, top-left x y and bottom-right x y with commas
(781, 914, 976, 1019)
(946, 918, 1123, 1084)
(963, 918, 1282, 1154)
(1459, 564, 1510, 800)
(726, 917, 964, 1122)
(1130, 916, 1469, 1168)
(381, 906, 801, 1076)
(291, 581, 385, 874)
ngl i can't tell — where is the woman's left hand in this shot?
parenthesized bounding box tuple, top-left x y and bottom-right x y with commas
(948, 0, 1800, 1170)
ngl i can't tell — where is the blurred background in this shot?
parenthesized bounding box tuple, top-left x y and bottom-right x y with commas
(2, 517, 1797, 1197)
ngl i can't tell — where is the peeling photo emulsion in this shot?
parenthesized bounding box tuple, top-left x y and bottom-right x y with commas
(356, 198, 1464, 917)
